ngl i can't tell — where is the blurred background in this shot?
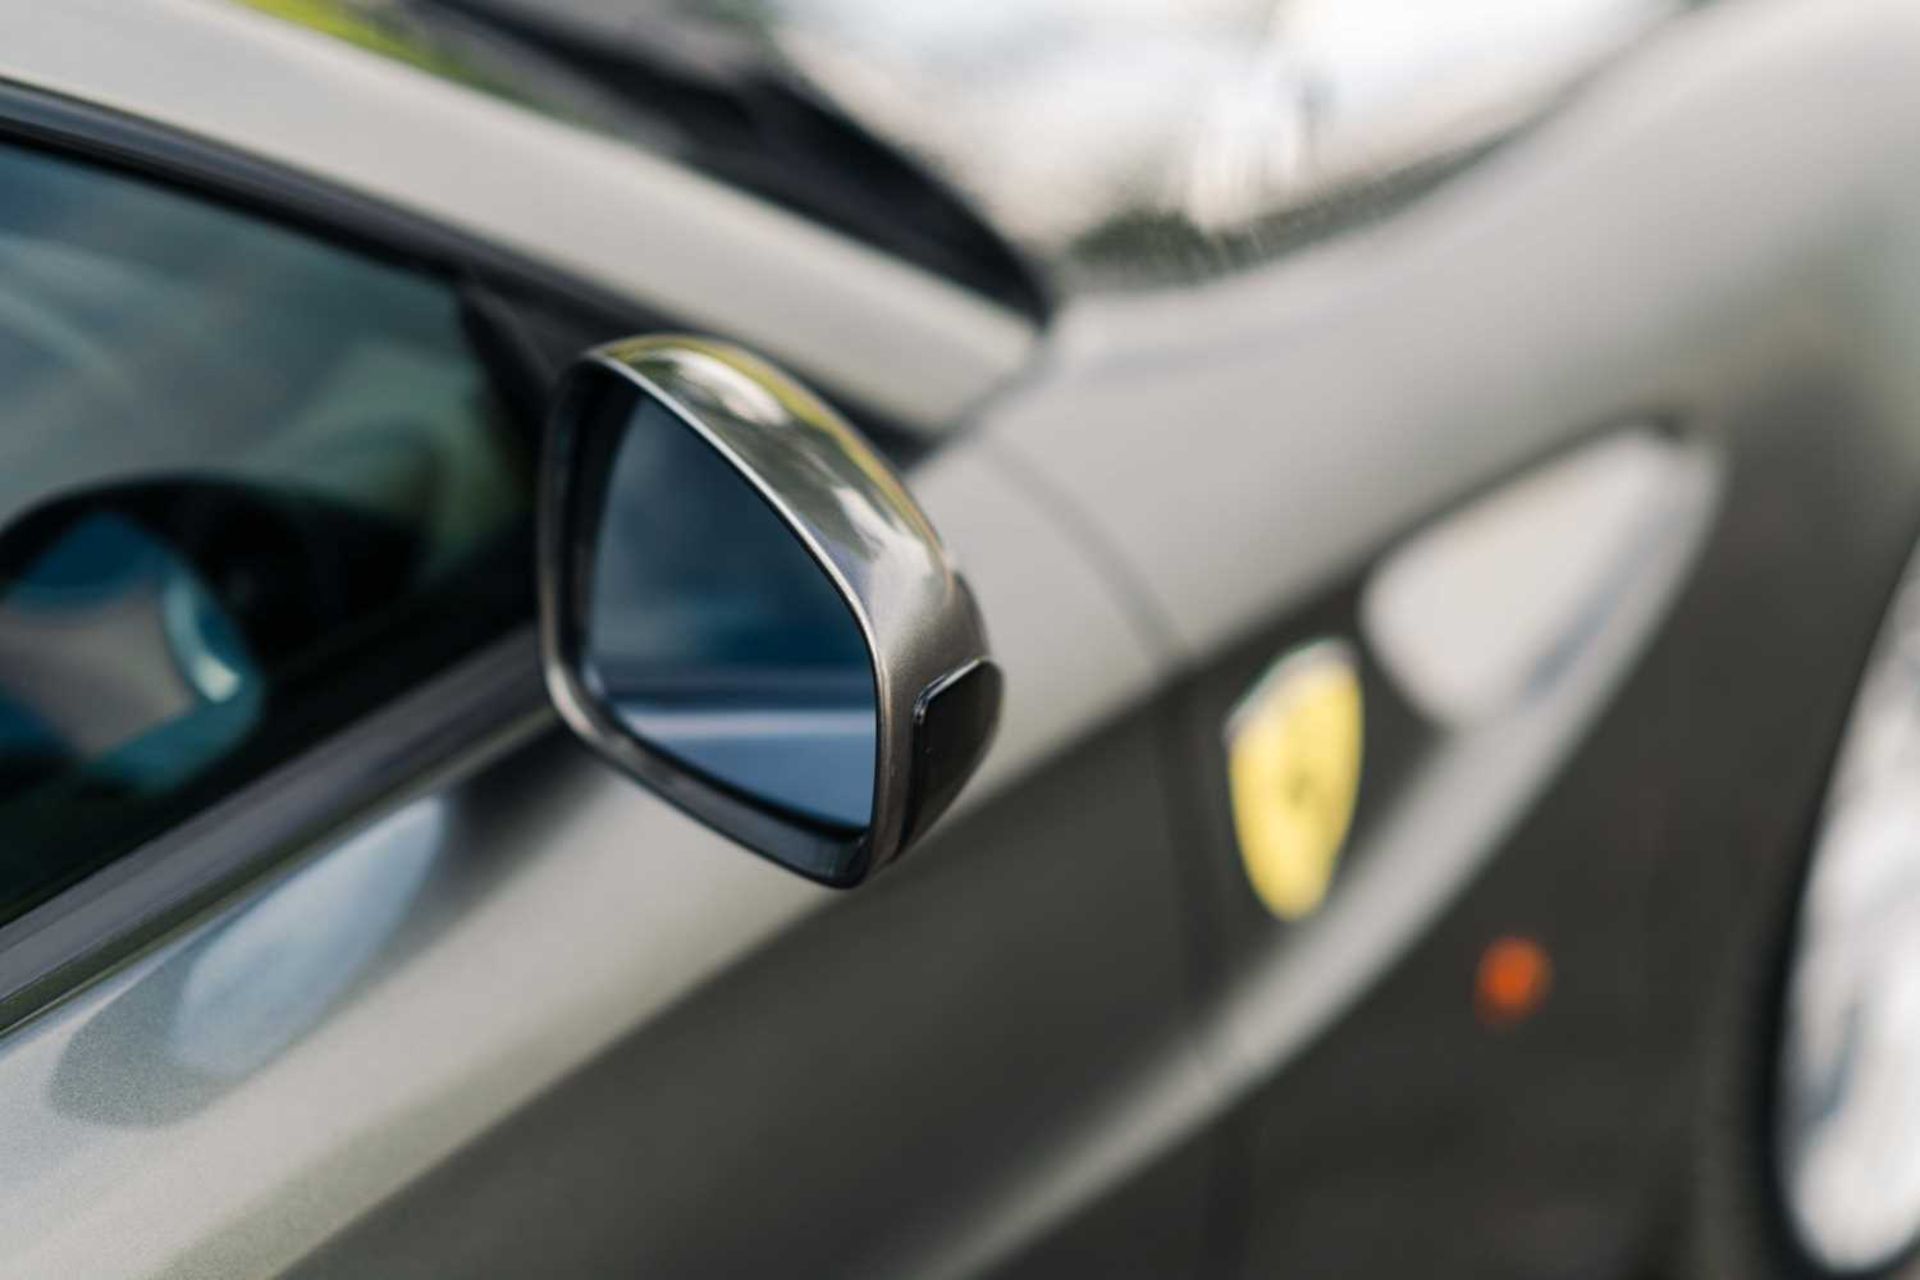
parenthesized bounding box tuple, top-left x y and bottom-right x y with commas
(235, 0, 1699, 289)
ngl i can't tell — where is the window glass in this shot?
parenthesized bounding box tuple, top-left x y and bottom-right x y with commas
(0, 144, 531, 925)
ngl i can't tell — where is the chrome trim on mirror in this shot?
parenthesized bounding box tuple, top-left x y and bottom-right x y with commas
(538, 336, 997, 885)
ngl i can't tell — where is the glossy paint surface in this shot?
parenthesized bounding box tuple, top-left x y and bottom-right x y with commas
(4, 1, 1920, 1277)
(0, 0, 1036, 433)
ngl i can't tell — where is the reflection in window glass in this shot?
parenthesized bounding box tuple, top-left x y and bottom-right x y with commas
(0, 145, 530, 925)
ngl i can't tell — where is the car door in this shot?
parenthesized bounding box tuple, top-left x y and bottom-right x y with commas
(0, 38, 1220, 1280)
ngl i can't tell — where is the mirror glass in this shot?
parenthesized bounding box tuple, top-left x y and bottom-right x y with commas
(582, 391, 878, 832)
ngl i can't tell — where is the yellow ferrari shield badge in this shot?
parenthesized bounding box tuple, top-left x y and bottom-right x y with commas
(1225, 642, 1363, 920)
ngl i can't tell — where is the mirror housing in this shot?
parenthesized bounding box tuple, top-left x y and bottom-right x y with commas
(537, 336, 999, 886)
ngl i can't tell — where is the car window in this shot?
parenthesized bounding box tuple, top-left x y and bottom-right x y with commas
(0, 143, 532, 927)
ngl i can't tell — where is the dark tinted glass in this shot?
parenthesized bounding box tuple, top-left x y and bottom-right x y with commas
(583, 394, 877, 831)
(0, 146, 530, 924)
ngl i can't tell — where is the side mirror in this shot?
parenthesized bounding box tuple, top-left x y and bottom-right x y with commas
(537, 336, 1000, 886)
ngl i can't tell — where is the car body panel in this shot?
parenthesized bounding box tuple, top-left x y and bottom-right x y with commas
(300, 0, 1920, 1269)
(0, 0, 1035, 433)
(0, 436, 1166, 1277)
(992, 0, 1920, 662)
(1216, 372, 1920, 1275)
(288, 700, 1206, 1279)
(5, 0, 1920, 1277)
(947, 0, 1920, 1267)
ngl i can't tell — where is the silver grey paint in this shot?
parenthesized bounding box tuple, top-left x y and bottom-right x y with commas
(987, 0, 1920, 660)
(1361, 427, 1700, 725)
(916, 0, 1920, 1267)
(0, 0, 1917, 1275)
(0, 428, 1160, 1279)
(898, 431, 1723, 1280)
(0, 0, 1037, 433)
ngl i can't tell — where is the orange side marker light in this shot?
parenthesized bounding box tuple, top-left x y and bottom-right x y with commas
(1476, 935, 1552, 1028)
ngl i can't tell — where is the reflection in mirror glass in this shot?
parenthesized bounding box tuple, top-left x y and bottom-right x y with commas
(584, 394, 877, 832)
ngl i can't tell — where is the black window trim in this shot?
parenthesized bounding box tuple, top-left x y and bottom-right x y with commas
(0, 77, 668, 337)
(0, 76, 935, 462)
(0, 632, 553, 1030)
(0, 77, 660, 1031)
